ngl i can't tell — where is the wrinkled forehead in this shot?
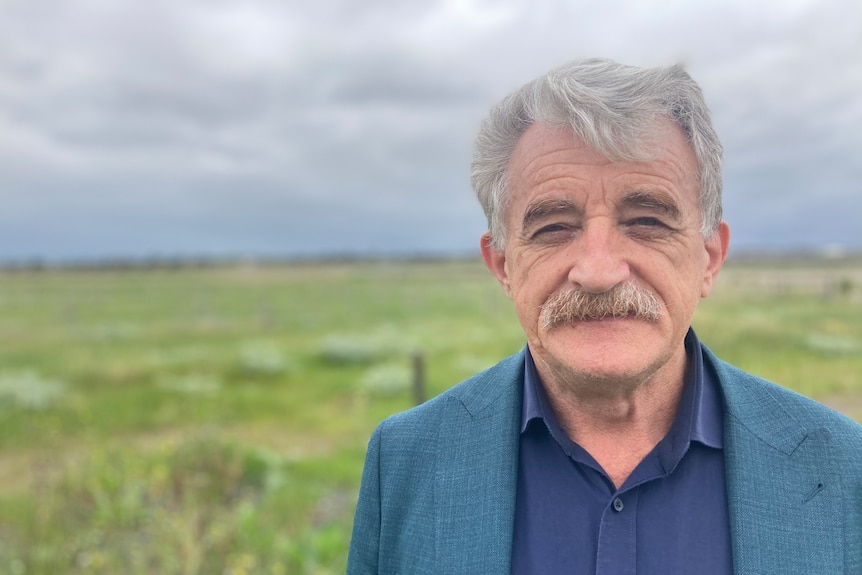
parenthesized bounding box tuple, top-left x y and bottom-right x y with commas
(508, 120, 696, 182)
(504, 121, 700, 219)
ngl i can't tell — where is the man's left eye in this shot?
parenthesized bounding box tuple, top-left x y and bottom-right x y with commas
(625, 217, 676, 239)
(630, 217, 664, 227)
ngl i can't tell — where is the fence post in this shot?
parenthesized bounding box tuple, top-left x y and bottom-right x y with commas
(412, 352, 426, 405)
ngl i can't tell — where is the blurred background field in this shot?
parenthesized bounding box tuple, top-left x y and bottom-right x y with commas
(0, 257, 860, 574)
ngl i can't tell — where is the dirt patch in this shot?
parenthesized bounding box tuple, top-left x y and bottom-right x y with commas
(818, 394, 862, 422)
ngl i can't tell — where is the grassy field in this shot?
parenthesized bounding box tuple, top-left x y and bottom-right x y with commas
(0, 258, 860, 574)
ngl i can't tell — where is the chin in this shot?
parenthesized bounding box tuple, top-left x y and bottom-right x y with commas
(537, 326, 672, 384)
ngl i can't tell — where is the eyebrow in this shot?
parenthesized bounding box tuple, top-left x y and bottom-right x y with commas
(618, 189, 683, 221)
(521, 198, 582, 231)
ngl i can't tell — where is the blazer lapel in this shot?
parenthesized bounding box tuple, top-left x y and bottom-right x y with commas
(713, 354, 845, 574)
(435, 351, 524, 574)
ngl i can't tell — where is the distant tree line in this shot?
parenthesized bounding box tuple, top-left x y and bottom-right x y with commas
(0, 251, 486, 271)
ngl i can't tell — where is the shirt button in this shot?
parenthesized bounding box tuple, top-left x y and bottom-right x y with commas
(612, 497, 624, 512)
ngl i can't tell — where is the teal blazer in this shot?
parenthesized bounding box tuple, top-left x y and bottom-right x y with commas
(348, 347, 862, 574)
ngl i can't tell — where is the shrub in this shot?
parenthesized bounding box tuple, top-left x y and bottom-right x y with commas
(0, 370, 68, 410)
(1, 437, 348, 574)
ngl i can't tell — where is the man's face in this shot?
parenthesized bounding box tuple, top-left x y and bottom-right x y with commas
(481, 122, 729, 392)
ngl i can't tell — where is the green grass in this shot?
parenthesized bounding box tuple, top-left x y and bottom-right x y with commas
(0, 259, 860, 573)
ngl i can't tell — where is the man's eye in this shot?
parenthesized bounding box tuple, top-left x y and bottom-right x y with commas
(528, 223, 576, 243)
(630, 217, 665, 227)
(625, 217, 676, 240)
(531, 223, 575, 238)
(537, 224, 569, 234)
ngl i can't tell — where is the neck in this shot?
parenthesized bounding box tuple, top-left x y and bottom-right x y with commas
(535, 352, 688, 488)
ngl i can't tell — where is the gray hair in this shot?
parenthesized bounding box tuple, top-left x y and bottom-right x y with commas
(471, 58, 723, 250)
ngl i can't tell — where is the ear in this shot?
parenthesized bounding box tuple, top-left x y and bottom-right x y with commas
(480, 232, 512, 297)
(701, 220, 730, 298)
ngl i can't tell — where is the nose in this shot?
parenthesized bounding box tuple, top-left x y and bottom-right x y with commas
(566, 218, 631, 293)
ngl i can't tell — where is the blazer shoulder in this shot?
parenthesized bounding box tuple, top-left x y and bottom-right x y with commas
(373, 348, 526, 440)
(706, 347, 862, 458)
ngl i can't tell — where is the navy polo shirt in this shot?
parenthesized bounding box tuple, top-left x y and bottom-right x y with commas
(511, 329, 733, 574)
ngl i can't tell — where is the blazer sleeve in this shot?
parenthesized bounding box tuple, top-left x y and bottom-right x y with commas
(347, 426, 382, 575)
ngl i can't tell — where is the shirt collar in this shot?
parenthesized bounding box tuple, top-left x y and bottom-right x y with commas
(521, 328, 724, 454)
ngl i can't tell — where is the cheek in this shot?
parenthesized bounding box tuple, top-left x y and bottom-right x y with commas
(513, 290, 535, 319)
(666, 268, 707, 319)
(507, 248, 575, 321)
(508, 285, 543, 334)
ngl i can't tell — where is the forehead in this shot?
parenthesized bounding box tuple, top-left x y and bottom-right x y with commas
(506, 122, 699, 211)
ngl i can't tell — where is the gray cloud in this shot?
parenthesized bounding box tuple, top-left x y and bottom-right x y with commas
(0, 0, 860, 263)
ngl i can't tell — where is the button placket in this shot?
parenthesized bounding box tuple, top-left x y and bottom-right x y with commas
(596, 490, 638, 574)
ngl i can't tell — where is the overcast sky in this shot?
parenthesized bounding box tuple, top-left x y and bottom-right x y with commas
(1, 0, 860, 263)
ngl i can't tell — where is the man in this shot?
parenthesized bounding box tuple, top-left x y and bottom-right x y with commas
(347, 59, 862, 574)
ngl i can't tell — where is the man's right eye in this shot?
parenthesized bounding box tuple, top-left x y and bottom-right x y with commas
(537, 224, 568, 234)
(530, 224, 576, 242)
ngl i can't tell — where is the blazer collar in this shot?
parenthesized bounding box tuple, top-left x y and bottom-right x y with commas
(705, 347, 844, 574)
(430, 346, 845, 574)
(435, 349, 525, 574)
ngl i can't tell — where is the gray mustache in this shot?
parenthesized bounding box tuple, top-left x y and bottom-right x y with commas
(540, 283, 663, 328)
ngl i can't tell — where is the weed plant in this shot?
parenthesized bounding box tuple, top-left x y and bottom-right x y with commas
(0, 260, 859, 573)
